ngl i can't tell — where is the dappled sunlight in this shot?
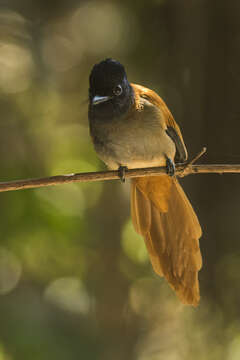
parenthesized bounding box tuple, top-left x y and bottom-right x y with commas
(121, 219, 148, 264)
(44, 276, 92, 315)
(129, 276, 178, 318)
(42, 34, 84, 73)
(15, 230, 87, 282)
(0, 344, 11, 360)
(0, 42, 34, 93)
(227, 334, 240, 360)
(36, 185, 86, 217)
(215, 253, 240, 312)
(0, 247, 21, 295)
(0, 9, 34, 94)
(70, 2, 129, 55)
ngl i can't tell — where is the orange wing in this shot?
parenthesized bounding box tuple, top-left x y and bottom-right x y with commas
(132, 83, 188, 162)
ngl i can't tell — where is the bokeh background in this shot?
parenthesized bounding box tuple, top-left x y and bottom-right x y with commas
(0, 0, 239, 359)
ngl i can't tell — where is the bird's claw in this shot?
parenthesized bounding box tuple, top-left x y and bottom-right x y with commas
(166, 158, 175, 177)
(118, 166, 128, 183)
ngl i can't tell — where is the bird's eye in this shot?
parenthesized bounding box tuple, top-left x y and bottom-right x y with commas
(113, 85, 122, 96)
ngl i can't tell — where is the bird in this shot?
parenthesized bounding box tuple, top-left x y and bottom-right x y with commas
(88, 58, 202, 306)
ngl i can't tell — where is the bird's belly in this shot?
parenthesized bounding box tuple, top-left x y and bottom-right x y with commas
(93, 124, 176, 170)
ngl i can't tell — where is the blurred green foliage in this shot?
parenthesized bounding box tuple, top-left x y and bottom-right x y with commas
(0, 0, 240, 359)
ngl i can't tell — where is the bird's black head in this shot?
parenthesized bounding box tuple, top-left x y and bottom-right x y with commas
(88, 58, 133, 120)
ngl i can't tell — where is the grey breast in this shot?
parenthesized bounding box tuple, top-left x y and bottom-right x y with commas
(91, 98, 175, 168)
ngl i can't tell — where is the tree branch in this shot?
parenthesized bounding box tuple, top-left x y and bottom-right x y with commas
(0, 163, 239, 193)
(0, 147, 237, 193)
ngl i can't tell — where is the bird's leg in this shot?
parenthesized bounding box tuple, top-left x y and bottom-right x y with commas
(166, 157, 175, 177)
(118, 166, 128, 183)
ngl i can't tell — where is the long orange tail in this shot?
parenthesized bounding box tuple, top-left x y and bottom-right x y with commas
(131, 176, 202, 306)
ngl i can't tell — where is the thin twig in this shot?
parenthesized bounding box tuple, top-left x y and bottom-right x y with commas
(187, 147, 207, 167)
(178, 146, 207, 177)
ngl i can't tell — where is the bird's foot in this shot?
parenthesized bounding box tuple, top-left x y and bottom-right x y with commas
(118, 166, 128, 183)
(166, 158, 175, 177)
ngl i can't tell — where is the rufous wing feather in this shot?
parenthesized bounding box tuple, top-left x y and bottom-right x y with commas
(131, 176, 202, 306)
(132, 83, 188, 161)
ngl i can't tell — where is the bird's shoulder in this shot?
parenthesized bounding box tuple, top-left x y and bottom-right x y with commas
(131, 83, 180, 132)
(131, 83, 188, 162)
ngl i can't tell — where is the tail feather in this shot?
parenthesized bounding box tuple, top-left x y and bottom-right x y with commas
(131, 184, 151, 235)
(131, 176, 202, 306)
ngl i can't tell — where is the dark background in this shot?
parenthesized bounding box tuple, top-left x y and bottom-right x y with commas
(0, 0, 239, 359)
